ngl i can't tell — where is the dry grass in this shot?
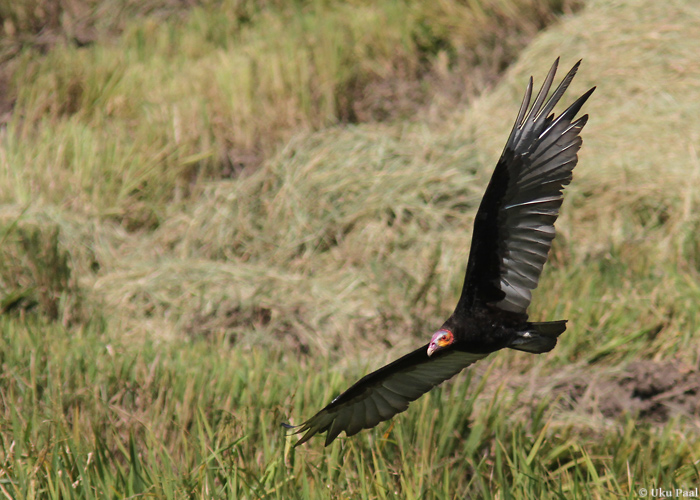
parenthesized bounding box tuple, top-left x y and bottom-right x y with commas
(1, 0, 698, 370)
(0, 0, 578, 228)
(84, 0, 700, 363)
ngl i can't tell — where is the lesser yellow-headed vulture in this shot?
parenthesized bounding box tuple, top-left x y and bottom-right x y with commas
(287, 59, 594, 446)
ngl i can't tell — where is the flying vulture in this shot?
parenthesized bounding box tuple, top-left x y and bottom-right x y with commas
(286, 59, 595, 447)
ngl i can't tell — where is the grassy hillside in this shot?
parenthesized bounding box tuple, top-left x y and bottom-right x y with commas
(1, 0, 700, 498)
(0, 0, 573, 227)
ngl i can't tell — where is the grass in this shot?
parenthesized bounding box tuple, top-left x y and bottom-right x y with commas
(1, 0, 700, 497)
(0, 0, 577, 227)
(1, 317, 698, 498)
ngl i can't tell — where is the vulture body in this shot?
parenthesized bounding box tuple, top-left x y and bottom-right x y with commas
(287, 59, 594, 447)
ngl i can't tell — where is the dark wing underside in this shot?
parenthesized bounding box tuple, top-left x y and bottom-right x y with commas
(289, 346, 487, 446)
(457, 59, 594, 315)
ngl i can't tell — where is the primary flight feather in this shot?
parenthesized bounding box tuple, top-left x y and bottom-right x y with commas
(287, 59, 595, 447)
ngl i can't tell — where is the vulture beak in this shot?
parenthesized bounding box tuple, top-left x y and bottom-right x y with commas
(427, 329, 454, 357)
(427, 342, 439, 357)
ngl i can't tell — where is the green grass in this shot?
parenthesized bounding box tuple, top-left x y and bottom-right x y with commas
(1, 0, 700, 497)
(1, 317, 698, 498)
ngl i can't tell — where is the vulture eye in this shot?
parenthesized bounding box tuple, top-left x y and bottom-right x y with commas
(437, 330, 454, 346)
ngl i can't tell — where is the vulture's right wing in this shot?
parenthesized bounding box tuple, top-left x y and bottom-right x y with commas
(456, 59, 595, 315)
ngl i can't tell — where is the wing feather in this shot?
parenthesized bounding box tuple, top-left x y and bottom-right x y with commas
(363, 397, 382, 429)
(344, 402, 366, 437)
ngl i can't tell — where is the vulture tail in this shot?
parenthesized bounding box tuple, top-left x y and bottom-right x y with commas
(508, 320, 567, 353)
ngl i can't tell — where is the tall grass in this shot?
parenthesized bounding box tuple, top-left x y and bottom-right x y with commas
(1, 316, 697, 498)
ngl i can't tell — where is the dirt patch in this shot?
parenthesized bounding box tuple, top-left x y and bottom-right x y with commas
(554, 360, 700, 423)
(601, 361, 700, 422)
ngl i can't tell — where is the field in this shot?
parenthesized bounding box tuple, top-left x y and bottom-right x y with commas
(1, 0, 699, 498)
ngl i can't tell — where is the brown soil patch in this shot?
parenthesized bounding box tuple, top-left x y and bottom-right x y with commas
(554, 360, 700, 423)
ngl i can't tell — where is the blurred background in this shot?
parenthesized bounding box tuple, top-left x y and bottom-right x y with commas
(0, 0, 698, 497)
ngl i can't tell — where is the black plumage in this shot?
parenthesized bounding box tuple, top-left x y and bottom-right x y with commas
(286, 59, 595, 447)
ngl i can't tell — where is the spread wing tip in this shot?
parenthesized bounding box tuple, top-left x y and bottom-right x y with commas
(281, 419, 323, 447)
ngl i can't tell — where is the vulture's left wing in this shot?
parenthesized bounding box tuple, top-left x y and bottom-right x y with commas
(288, 347, 486, 446)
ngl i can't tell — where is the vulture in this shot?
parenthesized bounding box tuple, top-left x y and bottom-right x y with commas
(286, 59, 595, 447)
